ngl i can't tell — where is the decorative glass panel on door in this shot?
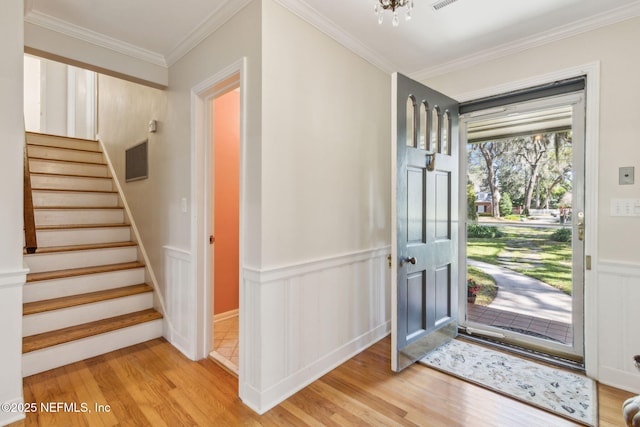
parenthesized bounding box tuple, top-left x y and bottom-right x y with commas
(442, 111, 451, 155)
(419, 101, 429, 150)
(431, 107, 441, 153)
(406, 96, 416, 147)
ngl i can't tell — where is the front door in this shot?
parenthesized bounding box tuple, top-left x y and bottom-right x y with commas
(391, 73, 460, 371)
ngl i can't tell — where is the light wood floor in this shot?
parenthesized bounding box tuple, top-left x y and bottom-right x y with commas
(11, 337, 634, 426)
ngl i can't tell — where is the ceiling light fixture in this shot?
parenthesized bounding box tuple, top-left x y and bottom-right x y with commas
(374, 0, 414, 27)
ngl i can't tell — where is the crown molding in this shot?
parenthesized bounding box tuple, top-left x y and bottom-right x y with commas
(410, 0, 640, 81)
(272, 0, 399, 73)
(24, 9, 167, 67)
(165, 0, 253, 67)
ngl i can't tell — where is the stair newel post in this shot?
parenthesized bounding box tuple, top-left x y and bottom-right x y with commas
(24, 133, 37, 254)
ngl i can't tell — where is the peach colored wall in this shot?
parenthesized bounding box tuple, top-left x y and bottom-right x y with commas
(213, 90, 240, 315)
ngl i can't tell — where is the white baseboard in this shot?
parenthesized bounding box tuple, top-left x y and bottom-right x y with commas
(245, 322, 390, 414)
(0, 397, 26, 426)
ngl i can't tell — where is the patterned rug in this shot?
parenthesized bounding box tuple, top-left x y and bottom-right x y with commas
(419, 339, 596, 426)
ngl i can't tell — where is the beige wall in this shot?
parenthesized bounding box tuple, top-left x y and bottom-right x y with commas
(0, 0, 26, 424)
(261, 0, 391, 267)
(424, 17, 640, 264)
(97, 74, 168, 290)
(168, 0, 263, 266)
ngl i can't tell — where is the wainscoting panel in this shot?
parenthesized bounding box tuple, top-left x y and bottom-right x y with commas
(0, 268, 27, 426)
(598, 260, 640, 393)
(163, 246, 196, 360)
(240, 247, 391, 414)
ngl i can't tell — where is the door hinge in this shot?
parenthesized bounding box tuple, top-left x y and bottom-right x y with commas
(586, 255, 591, 271)
(209, 235, 215, 244)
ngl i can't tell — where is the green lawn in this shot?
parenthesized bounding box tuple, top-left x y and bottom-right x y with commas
(467, 266, 498, 306)
(467, 225, 573, 295)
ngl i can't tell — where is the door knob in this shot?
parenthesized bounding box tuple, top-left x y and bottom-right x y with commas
(406, 256, 417, 265)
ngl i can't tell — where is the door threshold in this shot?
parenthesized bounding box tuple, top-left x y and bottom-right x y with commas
(457, 330, 585, 373)
(208, 351, 239, 377)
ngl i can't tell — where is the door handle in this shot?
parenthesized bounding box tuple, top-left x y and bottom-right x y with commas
(400, 256, 417, 266)
(577, 212, 584, 241)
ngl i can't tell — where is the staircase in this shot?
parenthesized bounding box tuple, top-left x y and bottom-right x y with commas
(22, 132, 163, 377)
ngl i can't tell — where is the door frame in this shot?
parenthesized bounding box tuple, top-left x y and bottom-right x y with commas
(191, 58, 247, 375)
(452, 62, 600, 377)
(459, 91, 585, 361)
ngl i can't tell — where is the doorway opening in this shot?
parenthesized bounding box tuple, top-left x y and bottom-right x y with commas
(208, 87, 241, 374)
(460, 87, 586, 365)
(191, 58, 247, 384)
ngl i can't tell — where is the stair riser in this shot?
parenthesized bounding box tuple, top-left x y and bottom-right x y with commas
(29, 159, 109, 177)
(30, 174, 113, 192)
(33, 191, 120, 208)
(26, 134, 100, 152)
(28, 145, 104, 164)
(24, 293, 154, 336)
(24, 268, 145, 303)
(26, 246, 138, 273)
(36, 227, 131, 247)
(35, 209, 124, 226)
(22, 320, 163, 377)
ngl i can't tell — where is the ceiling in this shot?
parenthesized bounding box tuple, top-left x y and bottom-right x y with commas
(24, 0, 640, 78)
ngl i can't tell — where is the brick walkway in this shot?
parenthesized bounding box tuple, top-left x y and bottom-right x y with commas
(467, 303, 573, 344)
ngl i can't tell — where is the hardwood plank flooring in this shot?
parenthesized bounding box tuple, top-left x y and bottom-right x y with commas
(11, 337, 635, 426)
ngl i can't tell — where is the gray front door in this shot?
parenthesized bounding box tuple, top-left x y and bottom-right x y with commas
(391, 73, 460, 371)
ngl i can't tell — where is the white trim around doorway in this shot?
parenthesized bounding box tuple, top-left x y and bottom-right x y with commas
(190, 57, 247, 380)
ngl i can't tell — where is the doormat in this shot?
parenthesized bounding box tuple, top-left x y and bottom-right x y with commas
(419, 339, 596, 426)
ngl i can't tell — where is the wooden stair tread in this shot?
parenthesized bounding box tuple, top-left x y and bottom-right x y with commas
(32, 187, 118, 194)
(34, 206, 123, 210)
(27, 142, 102, 154)
(27, 261, 145, 283)
(37, 223, 129, 230)
(22, 308, 163, 353)
(24, 284, 153, 316)
(26, 131, 98, 144)
(29, 156, 106, 166)
(30, 171, 112, 180)
(27, 241, 137, 254)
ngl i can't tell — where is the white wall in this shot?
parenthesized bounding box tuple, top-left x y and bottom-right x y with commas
(23, 56, 41, 132)
(24, 22, 168, 89)
(425, 17, 640, 393)
(261, 1, 391, 268)
(41, 59, 67, 136)
(0, 0, 27, 425)
(243, 0, 391, 413)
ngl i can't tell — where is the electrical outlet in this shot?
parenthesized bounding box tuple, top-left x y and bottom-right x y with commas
(620, 166, 634, 185)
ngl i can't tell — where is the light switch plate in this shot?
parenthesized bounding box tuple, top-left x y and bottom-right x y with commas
(619, 166, 634, 185)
